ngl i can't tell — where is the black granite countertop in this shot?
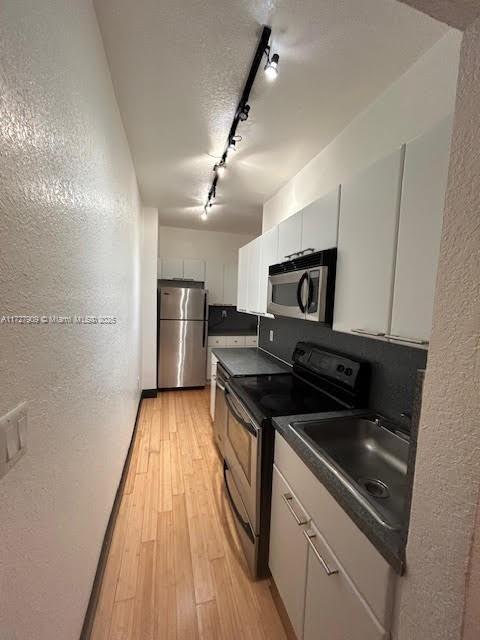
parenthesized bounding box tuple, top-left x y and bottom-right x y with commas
(272, 413, 406, 574)
(212, 347, 290, 377)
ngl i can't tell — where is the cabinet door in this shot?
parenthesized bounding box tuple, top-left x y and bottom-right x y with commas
(183, 258, 205, 282)
(247, 237, 261, 315)
(303, 525, 387, 640)
(301, 186, 340, 252)
(223, 262, 238, 306)
(269, 465, 309, 640)
(161, 257, 184, 280)
(277, 212, 302, 262)
(390, 117, 453, 344)
(333, 148, 404, 336)
(206, 261, 224, 305)
(258, 227, 278, 315)
(237, 245, 249, 312)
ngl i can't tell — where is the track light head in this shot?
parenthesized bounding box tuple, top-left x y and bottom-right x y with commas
(228, 139, 236, 151)
(215, 162, 226, 178)
(238, 104, 250, 122)
(200, 209, 208, 221)
(265, 53, 279, 81)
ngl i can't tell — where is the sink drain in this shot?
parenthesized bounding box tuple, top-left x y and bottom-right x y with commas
(358, 478, 390, 499)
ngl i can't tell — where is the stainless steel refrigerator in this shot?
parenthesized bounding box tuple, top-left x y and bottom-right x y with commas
(157, 286, 208, 389)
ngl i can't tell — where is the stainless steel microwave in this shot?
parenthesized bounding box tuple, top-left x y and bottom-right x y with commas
(267, 249, 337, 323)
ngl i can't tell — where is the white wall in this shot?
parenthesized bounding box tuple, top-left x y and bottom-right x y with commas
(393, 15, 480, 640)
(0, 2, 141, 639)
(262, 30, 462, 231)
(141, 208, 159, 390)
(158, 225, 254, 263)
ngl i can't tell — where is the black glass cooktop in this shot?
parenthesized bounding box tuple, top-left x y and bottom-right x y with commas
(229, 373, 346, 424)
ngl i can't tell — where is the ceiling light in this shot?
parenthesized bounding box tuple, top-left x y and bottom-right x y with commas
(265, 53, 279, 81)
(201, 208, 208, 221)
(228, 139, 236, 151)
(215, 162, 226, 178)
(238, 104, 250, 122)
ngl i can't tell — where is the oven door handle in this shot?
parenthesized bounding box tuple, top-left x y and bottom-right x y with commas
(296, 272, 308, 313)
(225, 390, 257, 437)
(223, 460, 255, 543)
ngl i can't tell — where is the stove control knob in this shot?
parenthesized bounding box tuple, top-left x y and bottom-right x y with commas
(336, 364, 345, 373)
(345, 367, 353, 376)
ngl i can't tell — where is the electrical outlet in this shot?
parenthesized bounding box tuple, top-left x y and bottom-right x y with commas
(0, 401, 28, 480)
(269, 330, 274, 342)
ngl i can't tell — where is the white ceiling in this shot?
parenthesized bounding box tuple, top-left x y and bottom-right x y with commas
(94, 0, 447, 234)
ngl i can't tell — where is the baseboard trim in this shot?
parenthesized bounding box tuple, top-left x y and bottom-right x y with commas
(80, 397, 145, 639)
(141, 388, 158, 398)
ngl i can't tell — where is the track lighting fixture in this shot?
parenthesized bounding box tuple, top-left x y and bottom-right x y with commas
(238, 104, 250, 122)
(215, 161, 226, 178)
(264, 52, 279, 81)
(201, 26, 278, 219)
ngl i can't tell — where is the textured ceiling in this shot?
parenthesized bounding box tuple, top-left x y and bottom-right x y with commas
(94, 0, 447, 234)
(398, 0, 480, 30)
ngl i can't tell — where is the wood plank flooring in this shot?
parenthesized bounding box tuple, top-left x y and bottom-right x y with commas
(91, 389, 289, 640)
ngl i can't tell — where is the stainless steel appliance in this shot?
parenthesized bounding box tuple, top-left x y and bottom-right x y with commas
(223, 342, 369, 578)
(213, 363, 229, 455)
(157, 286, 207, 389)
(267, 249, 337, 323)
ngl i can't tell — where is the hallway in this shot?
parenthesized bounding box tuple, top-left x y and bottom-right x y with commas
(90, 389, 288, 639)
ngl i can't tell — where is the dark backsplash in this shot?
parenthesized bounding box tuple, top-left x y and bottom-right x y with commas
(259, 316, 427, 427)
(209, 306, 258, 335)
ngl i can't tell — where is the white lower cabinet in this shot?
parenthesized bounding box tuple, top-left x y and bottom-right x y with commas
(303, 523, 388, 640)
(270, 433, 394, 639)
(269, 466, 309, 640)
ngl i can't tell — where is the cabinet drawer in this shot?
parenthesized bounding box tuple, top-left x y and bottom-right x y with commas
(208, 336, 227, 347)
(245, 335, 258, 347)
(274, 432, 395, 627)
(303, 521, 388, 640)
(225, 335, 246, 347)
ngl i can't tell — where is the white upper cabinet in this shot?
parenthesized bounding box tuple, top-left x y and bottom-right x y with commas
(223, 262, 238, 306)
(183, 258, 205, 282)
(247, 237, 262, 315)
(237, 243, 249, 312)
(301, 186, 340, 253)
(390, 116, 453, 344)
(161, 257, 184, 280)
(277, 212, 302, 262)
(205, 260, 224, 305)
(258, 226, 278, 315)
(333, 148, 405, 336)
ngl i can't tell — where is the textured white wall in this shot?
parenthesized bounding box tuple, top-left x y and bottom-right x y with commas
(262, 30, 461, 231)
(158, 225, 255, 262)
(0, 1, 141, 639)
(141, 208, 158, 390)
(393, 15, 480, 640)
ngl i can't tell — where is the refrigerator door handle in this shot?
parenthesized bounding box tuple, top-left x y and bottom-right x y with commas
(202, 292, 207, 347)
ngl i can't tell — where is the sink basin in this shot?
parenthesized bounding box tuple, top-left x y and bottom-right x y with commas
(290, 416, 409, 531)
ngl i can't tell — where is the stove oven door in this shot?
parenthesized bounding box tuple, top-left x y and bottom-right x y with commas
(224, 386, 261, 532)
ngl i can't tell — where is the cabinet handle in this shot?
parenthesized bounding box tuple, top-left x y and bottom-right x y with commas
(303, 529, 339, 576)
(282, 493, 308, 526)
(384, 334, 429, 345)
(351, 328, 385, 337)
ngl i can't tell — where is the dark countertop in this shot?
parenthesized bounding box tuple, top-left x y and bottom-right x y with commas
(272, 413, 406, 574)
(212, 347, 290, 377)
(208, 329, 258, 337)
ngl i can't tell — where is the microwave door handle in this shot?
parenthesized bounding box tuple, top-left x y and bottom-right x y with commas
(307, 272, 314, 311)
(296, 272, 308, 313)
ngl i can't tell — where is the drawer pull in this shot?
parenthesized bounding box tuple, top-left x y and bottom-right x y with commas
(282, 493, 308, 526)
(385, 334, 429, 345)
(303, 529, 339, 576)
(351, 328, 385, 337)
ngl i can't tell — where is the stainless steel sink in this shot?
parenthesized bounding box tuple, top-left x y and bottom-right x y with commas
(290, 416, 410, 531)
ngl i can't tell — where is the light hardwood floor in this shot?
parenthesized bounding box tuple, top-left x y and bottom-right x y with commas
(91, 388, 289, 640)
